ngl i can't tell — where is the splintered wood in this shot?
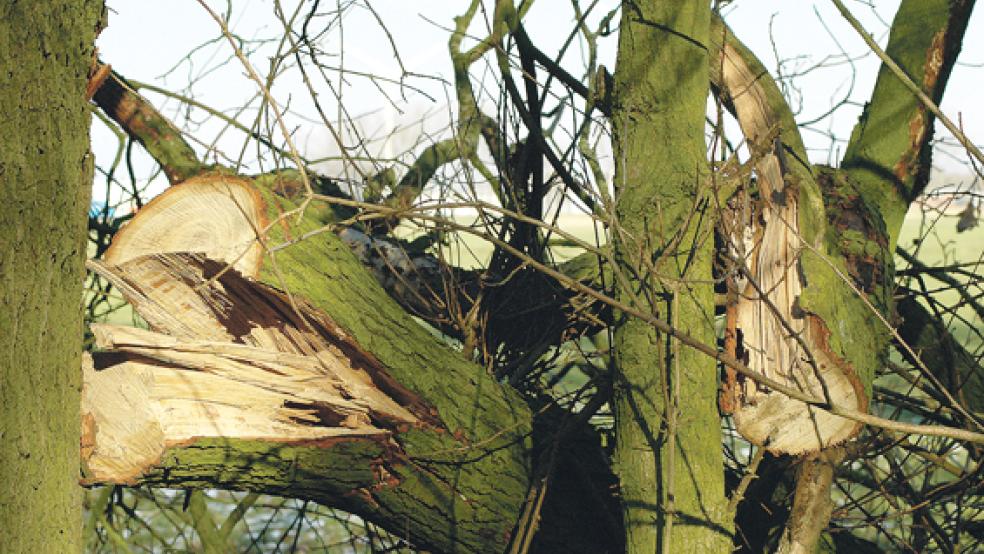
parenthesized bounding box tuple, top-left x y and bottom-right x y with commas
(718, 43, 864, 454)
(82, 175, 426, 483)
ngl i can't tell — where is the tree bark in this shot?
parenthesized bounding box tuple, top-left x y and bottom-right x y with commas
(92, 68, 203, 184)
(611, 2, 732, 552)
(85, 173, 530, 552)
(774, 449, 844, 554)
(842, 0, 976, 244)
(0, 2, 102, 551)
(710, 17, 872, 455)
(713, 1, 978, 548)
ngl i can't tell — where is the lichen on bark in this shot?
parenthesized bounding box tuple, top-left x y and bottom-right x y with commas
(0, 2, 102, 551)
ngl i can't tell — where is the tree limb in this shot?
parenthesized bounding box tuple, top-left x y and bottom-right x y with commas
(840, 0, 977, 239)
(775, 449, 844, 554)
(81, 171, 623, 552)
(91, 65, 205, 184)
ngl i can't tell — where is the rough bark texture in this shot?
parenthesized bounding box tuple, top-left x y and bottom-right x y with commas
(774, 449, 844, 554)
(0, 1, 101, 551)
(837, 0, 979, 435)
(713, 1, 978, 548)
(612, 2, 732, 552)
(87, 174, 530, 552)
(92, 67, 203, 184)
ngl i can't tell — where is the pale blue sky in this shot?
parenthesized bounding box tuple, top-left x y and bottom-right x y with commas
(92, 1, 983, 204)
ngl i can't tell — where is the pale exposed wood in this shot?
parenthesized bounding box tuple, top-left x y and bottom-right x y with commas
(82, 253, 422, 482)
(82, 175, 439, 482)
(721, 43, 864, 454)
(105, 174, 266, 275)
(81, 348, 387, 484)
(92, 325, 417, 423)
(91, 324, 416, 426)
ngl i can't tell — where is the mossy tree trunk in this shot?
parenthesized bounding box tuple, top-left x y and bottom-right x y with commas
(611, 2, 732, 552)
(0, 2, 102, 552)
(710, 1, 977, 550)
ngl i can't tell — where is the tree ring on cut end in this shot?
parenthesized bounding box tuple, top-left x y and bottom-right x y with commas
(105, 174, 267, 278)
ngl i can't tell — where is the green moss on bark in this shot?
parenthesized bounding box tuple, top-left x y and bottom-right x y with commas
(132, 434, 527, 552)
(796, 167, 894, 403)
(611, 2, 732, 552)
(131, 177, 536, 552)
(0, 2, 102, 551)
(841, 0, 975, 245)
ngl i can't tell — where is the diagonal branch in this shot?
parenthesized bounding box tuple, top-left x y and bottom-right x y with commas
(91, 66, 204, 184)
(835, 0, 982, 181)
(81, 172, 622, 553)
(839, 0, 977, 239)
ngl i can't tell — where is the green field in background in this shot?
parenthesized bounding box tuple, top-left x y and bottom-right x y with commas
(897, 208, 984, 351)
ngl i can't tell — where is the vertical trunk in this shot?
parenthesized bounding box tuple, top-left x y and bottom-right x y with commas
(611, 2, 731, 552)
(0, 2, 101, 551)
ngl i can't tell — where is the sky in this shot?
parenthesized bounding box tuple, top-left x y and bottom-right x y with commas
(91, 1, 984, 205)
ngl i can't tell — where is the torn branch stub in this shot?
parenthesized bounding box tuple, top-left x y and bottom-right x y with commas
(717, 40, 868, 454)
(82, 325, 397, 484)
(83, 172, 535, 552)
(83, 254, 425, 483)
(83, 175, 440, 481)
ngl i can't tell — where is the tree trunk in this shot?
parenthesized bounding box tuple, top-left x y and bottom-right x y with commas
(711, 0, 977, 548)
(774, 449, 844, 554)
(0, 2, 102, 551)
(611, 2, 732, 552)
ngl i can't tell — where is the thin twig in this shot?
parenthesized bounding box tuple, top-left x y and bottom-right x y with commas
(195, 0, 313, 200)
